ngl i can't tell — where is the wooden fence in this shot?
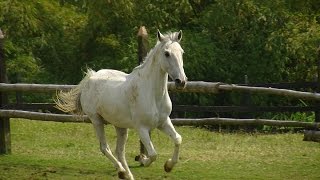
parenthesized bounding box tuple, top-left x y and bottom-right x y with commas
(2, 82, 320, 154)
(2, 82, 320, 122)
(2, 81, 320, 112)
(1, 81, 320, 153)
(171, 81, 319, 120)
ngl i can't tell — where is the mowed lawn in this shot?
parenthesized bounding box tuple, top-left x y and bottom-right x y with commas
(0, 119, 319, 180)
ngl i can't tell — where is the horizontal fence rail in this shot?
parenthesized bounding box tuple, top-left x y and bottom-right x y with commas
(4, 103, 318, 114)
(0, 83, 75, 92)
(0, 110, 319, 129)
(1, 82, 320, 100)
(173, 117, 320, 129)
(0, 110, 87, 123)
(173, 105, 318, 113)
(239, 81, 317, 89)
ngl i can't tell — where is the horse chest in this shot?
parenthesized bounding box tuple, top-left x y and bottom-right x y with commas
(133, 97, 171, 128)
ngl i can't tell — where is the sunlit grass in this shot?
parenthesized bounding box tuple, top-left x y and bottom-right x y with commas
(0, 119, 319, 179)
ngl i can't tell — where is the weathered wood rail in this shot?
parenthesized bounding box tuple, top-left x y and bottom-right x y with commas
(1, 110, 319, 129)
(2, 81, 320, 100)
(3, 103, 318, 114)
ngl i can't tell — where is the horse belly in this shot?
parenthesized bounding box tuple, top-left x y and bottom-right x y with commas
(101, 111, 134, 128)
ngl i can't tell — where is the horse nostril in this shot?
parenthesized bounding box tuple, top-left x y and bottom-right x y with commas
(175, 79, 182, 84)
(175, 79, 186, 89)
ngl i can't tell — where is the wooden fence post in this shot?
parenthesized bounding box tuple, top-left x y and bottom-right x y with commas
(241, 75, 251, 110)
(0, 28, 11, 154)
(15, 74, 23, 105)
(137, 26, 149, 65)
(136, 26, 150, 161)
(240, 75, 254, 131)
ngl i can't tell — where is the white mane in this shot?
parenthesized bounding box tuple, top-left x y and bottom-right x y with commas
(133, 32, 182, 72)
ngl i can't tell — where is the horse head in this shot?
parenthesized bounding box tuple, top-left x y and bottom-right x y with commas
(157, 30, 187, 89)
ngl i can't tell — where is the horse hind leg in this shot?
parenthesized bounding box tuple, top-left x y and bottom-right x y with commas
(115, 127, 134, 180)
(90, 115, 130, 179)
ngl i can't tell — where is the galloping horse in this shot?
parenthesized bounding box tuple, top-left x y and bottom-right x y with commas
(56, 30, 187, 180)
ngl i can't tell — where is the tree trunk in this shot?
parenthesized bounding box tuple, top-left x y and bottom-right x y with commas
(0, 28, 10, 154)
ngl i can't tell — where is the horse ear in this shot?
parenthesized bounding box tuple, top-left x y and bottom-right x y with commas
(157, 29, 164, 42)
(177, 30, 182, 42)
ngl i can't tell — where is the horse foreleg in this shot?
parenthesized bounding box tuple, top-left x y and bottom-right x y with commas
(137, 128, 157, 167)
(115, 127, 134, 180)
(91, 117, 128, 179)
(158, 118, 182, 172)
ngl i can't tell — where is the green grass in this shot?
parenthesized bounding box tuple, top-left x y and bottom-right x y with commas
(1, 119, 320, 180)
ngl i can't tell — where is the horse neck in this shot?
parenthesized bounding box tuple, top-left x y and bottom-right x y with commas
(138, 50, 168, 97)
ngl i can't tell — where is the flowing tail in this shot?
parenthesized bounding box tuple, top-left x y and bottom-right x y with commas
(55, 69, 95, 115)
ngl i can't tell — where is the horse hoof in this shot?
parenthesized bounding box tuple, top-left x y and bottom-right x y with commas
(164, 159, 173, 172)
(118, 171, 127, 179)
(135, 154, 148, 166)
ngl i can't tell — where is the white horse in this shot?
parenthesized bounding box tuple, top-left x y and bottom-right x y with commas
(55, 30, 187, 180)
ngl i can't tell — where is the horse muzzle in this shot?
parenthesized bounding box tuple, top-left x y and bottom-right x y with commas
(174, 78, 187, 89)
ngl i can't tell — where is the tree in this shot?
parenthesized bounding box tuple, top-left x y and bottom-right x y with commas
(0, 0, 87, 84)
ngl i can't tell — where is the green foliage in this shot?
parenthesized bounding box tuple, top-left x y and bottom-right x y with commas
(6, 55, 40, 83)
(0, 0, 87, 84)
(174, 0, 320, 114)
(3, 0, 318, 84)
(79, 0, 193, 73)
(194, 0, 320, 83)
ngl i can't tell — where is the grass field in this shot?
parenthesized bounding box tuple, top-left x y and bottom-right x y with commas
(0, 119, 319, 180)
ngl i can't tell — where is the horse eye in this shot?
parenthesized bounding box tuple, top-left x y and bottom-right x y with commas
(164, 51, 170, 57)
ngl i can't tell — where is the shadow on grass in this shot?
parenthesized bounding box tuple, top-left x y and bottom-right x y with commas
(0, 155, 153, 179)
(0, 160, 120, 179)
